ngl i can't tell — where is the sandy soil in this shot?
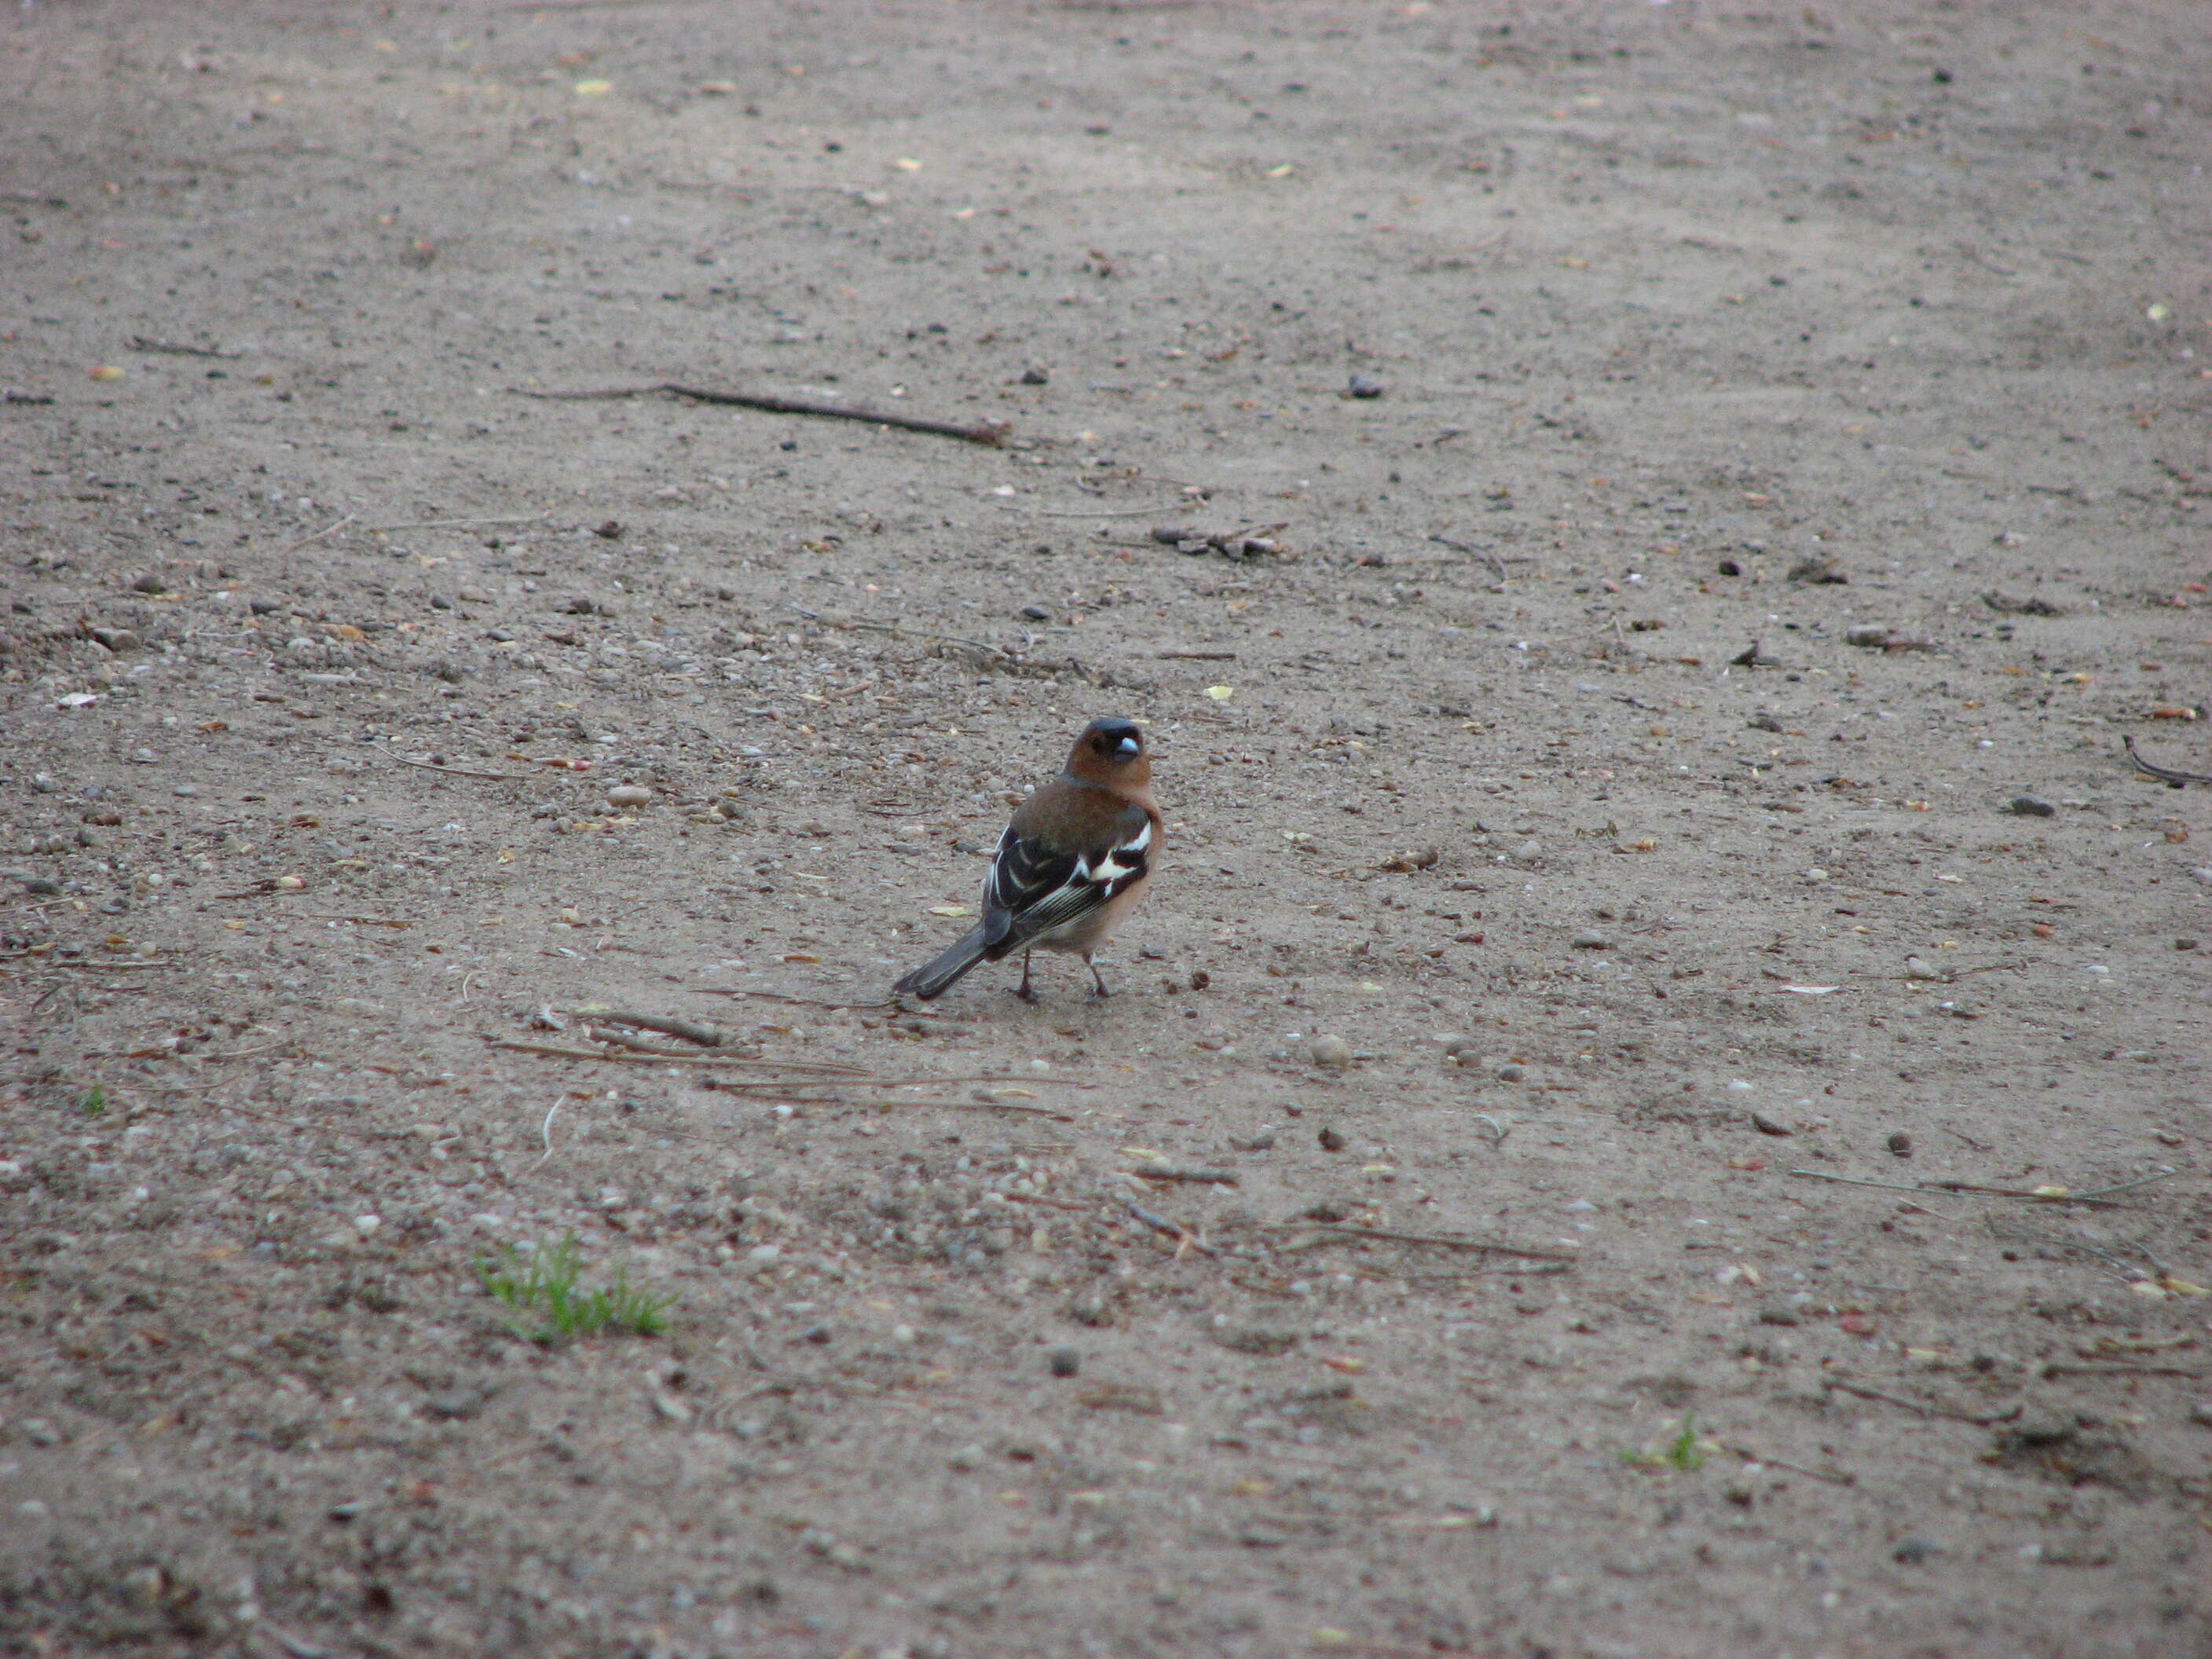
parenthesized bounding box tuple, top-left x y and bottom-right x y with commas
(3, 2, 2210, 1654)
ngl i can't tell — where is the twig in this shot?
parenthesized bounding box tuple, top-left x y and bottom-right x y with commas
(1156, 649, 1237, 661)
(1788, 1167, 2174, 1207)
(1428, 533, 1507, 579)
(513, 382, 1010, 447)
(1123, 1163, 1239, 1185)
(580, 1024, 700, 1057)
(1263, 1221, 1579, 1262)
(690, 986, 900, 1011)
(2041, 1362, 2204, 1381)
(586, 1010, 723, 1046)
(2124, 734, 2211, 787)
(1826, 1378, 2016, 1426)
(539, 1099, 561, 1162)
(127, 335, 240, 359)
(1003, 503, 1192, 518)
(786, 605, 1011, 658)
(1723, 1443, 1855, 1486)
(367, 513, 551, 532)
(487, 1037, 867, 1074)
(301, 913, 409, 929)
(278, 515, 357, 556)
(1122, 1198, 1220, 1258)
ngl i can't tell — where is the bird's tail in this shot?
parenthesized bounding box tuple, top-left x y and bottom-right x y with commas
(893, 926, 993, 1001)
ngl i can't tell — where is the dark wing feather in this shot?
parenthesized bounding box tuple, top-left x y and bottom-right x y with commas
(976, 804, 1152, 959)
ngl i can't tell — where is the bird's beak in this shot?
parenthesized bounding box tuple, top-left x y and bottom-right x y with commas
(1115, 735, 1141, 755)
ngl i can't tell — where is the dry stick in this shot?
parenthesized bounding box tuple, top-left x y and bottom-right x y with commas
(367, 513, 551, 532)
(1264, 1221, 1580, 1262)
(587, 1011, 723, 1046)
(348, 744, 545, 783)
(515, 383, 1010, 447)
(786, 604, 1010, 659)
(488, 1037, 867, 1071)
(1157, 649, 1238, 661)
(1005, 503, 1192, 518)
(580, 1025, 699, 1057)
(1122, 1198, 1221, 1258)
(691, 986, 902, 1012)
(2124, 734, 2212, 787)
(277, 514, 357, 556)
(2042, 1362, 2205, 1381)
(1125, 1164, 1240, 1185)
(1788, 1167, 2175, 1207)
(128, 335, 240, 359)
(1723, 1443, 1855, 1487)
(1826, 1377, 2016, 1426)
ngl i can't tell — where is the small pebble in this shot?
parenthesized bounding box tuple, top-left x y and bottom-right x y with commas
(1048, 1346, 1081, 1378)
(1020, 366, 1050, 386)
(1751, 1112, 1793, 1137)
(1888, 1131, 1914, 1158)
(1570, 928, 1610, 950)
(1017, 603, 1051, 621)
(1804, 867, 1829, 883)
(607, 784, 653, 809)
(1844, 624, 1892, 648)
(1496, 1063, 1525, 1082)
(2008, 794, 2056, 818)
(422, 1387, 484, 1421)
(1309, 1035, 1352, 1070)
(1317, 1125, 1347, 1152)
(1514, 839, 1543, 862)
(1347, 373, 1386, 399)
(2176, 938, 2199, 952)
(2188, 1401, 2212, 1429)
(1747, 712, 1783, 732)
(1892, 1535, 1940, 1566)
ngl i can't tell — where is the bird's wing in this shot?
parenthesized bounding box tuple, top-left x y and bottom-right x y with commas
(980, 806, 1153, 951)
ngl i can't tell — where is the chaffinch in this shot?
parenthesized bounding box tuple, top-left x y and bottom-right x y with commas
(895, 716, 1163, 1002)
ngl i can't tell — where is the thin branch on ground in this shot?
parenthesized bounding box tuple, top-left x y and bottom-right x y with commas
(514, 381, 1010, 446)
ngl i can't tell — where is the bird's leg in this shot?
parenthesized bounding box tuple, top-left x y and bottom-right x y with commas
(1086, 956, 1111, 999)
(1011, 950, 1040, 1004)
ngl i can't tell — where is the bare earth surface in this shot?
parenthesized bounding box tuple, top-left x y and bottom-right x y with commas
(4, 2, 2210, 1654)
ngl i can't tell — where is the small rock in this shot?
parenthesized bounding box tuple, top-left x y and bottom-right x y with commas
(1514, 838, 1543, 862)
(1747, 712, 1783, 732)
(1317, 1126, 1347, 1152)
(20, 877, 60, 895)
(1309, 1035, 1352, 1070)
(90, 626, 143, 653)
(1892, 1534, 1940, 1565)
(947, 1445, 982, 1471)
(1716, 558, 1742, 577)
(2008, 794, 2056, 818)
(1888, 1131, 1914, 1158)
(1020, 365, 1050, 386)
(2188, 1401, 2212, 1429)
(1787, 556, 1848, 584)
(1751, 1112, 1793, 1137)
(422, 1387, 484, 1421)
(606, 784, 653, 809)
(1756, 1304, 1801, 1327)
(1844, 625, 1892, 648)
(1804, 867, 1829, 883)
(1048, 1346, 1081, 1378)
(1569, 928, 1610, 950)
(1017, 603, 1051, 621)
(119, 1565, 167, 1607)
(1150, 525, 1194, 544)
(1496, 1063, 1525, 1082)
(2179, 939, 2200, 952)
(1346, 373, 1386, 399)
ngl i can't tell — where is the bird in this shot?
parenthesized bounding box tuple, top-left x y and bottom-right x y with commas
(895, 716, 1163, 1002)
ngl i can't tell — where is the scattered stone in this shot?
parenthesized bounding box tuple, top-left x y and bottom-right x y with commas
(1756, 1304, 1801, 1327)
(1346, 373, 1386, 399)
(2179, 939, 2200, 952)
(1309, 1035, 1352, 1070)
(1888, 1131, 1914, 1158)
(2188, 1401, 2212, 1428)
(1844, 625, 1892, 648)
(1047, 1346, 1081, 1377)
(1017, 603, 1050, 621)
(1496, 1063, 1525, 1082)
(1514, 838, 1543, 862)
(422, 1387, 484, 1421)
(1892, 1534, 1940, 1565)
(1983, 591, 2063, 617)
(1751, 1112, 1793, 1137)
(1317, 1125, 1347, 1152)
(1787, 556, 1847, 584)
(1570, 928, 1611, 950)
(607, 784, 653, 809)
(1716, 558, 1742, 577)
(1747, 712, 1783, 732)
(1020, 365, 1049, 385)
(89, 625, 143, 653)
(2009, 794, 2056, 817)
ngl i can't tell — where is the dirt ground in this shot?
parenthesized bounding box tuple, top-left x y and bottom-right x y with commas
(3, 1, 2210, 1654)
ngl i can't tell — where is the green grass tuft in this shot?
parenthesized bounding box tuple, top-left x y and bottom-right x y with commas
(75, 1084, 106, 1119)
(1617, 1415, 1707, 1474)
(480, 1233, 674, 1343)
